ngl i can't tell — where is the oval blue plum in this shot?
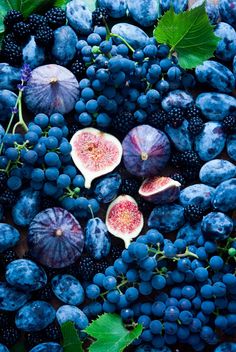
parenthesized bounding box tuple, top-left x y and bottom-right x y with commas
(127, 0, 161, 27)
(85, 217, 111, 260)
(111, 23, 148, 49)
(165, 119, 193, 152)
(66, 0, 92, 34)
(12, 188, 41, 227)
(162, 90, 193, 112)
(201, 212, 233, 240)
(29, 343, 63, 352)
(196, 93, 236, 121)
(23, 36, 45, 69)
(177, 222, 203, 246)
(199, 159, 236, 186)
(98, 0, 127, 18)
(227, 134, 236, 161)
(214, 22, 236, 61)
(148, 204, 185, 232)
(0, 90, 17, 122)
(52, 26, 78, 66)
(94, 173, 122, 203)
(56, 305, 89, 330)
(51, 274, 84, 305)
(0, 282, 30, 311)
(212, 178, 236, 212)
(179, 184, 215, 209)
(0, 223, 20, 252)
(0, 63, 21, 90)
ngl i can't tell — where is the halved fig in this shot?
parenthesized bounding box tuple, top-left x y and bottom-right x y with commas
(106, 195, 144, 248)
(139, 176, 181, 205)
(70, 128, 122, 188)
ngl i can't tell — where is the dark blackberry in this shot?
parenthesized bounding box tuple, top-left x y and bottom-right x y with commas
(0, 325, 20, 347)
(45, 8, 67, 29)
(92, 7, 109, 26)
(25, 332, 45, 350)
(78, 256, 96, 281)
(12, 21, 31, 43)
(2, 33, 17, 46)
(35, 26, 54, 47)
(44, 323, 62, 341)
(4, 10, 23, 30)
(222, 115, 236, 133)
(0, 312, 12, 328)
(184, 205, 205, 223)
(93, 259, 109, 274)
(41, 196, 57, 210)
(0, 172, 7, 191)
(171, 151, 201, 169)
(68, 123, 80, 137)
(121, 178, 139, 197)
(168, 107, 184, 128)
(44, 267, 63, 280)
(1, 41, 22, 66)
(110, 245, 124, 261)
(28, 14, 48, 33)
(136, 195, 153, 214)
(0, 249, 18, 267)
(70, 59, 86, 79)
(182, 167, 200, 181)
(112, 111, 136, 135)
(0, 188, 17, 207)
(170, 172, 186, 186)
(186, 104, 202, 120)
(35, 284, 54, 301)
(148, 110, 168, 129)
(188, 117, 204, 135)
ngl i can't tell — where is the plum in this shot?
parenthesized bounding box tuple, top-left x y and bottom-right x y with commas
(28, 208, 84, 268)
(66, 0, 92, 34)
(227, 134, 236, 161)
(29, 343, 63, 352)
(179, 184, 215, 209)
(85, 217, 111, 259)
(195, 122, 226, 161)
(51, 274, 84, 305)
(111, 23, 149, 49)
(6, 259, 47, 292)
(162, 90, 193, 112)
(98, 0, 127, 18)
(127, 0, 161, 27)
(23, 36, 45, 69)
(199, 159, 236, 186)
(0, 90, 17, 122)
(12, 188, 41, 227)
(219, 0, 236, 28)
(0, 223, 20, 252)
(196, 93, 236, 121)
(94, 173, 122, 203)
(52, 26, 78, 66)
(160, 0, 187, 13)
(0, 344, 9, 352)
(212, 178, 236, 212)
(177, 222, 203, 245)
(214, 342, 236, 352)
(15, 301, 55, 331)
(201, 212, 233, 240)
(214, 22, 236, 61)
(0, 282, 30, 311)
(148, 204, 185, 233)
(195, 61, 235, 93)
(165, 119, 193, 152)
(190, 0, 220, 24)
(56, 305, 89, 330)
(0, 63, 21, 91)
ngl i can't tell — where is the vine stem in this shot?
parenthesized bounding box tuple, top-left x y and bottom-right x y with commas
(12, 90, 28, 134)
(110, 33, 135, 53)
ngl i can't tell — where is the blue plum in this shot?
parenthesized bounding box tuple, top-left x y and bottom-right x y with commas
(66, 0, 92, 34)
(148, 204, 185, 232)
(179, 184, 215, 209)
(191, 0, 220, 24)
(195, 122, 226, 161)
(177, 222, 203, 245)
(127, 0, 161, 27)
(214, 343, 236, 352)
(162, 90, 193, 112)
(199, 159, 236, 186)
(0, 282, 30, 311)
(51, 274, 84, 305)
(0, 223, 20, 252)
(201, 212, 233, 240)
(0, 90, 17, 122)
(111, 23, 149, 49)
(12, 188, 40, 226)
(85, 217, 111, 260)
(219, 0, 236, 28)
(0, 344, 9, 352)
(227, 134, 236, 161)
(98, 0, 127, 18)
(52, 26, 78, 66)
(56, 305, 89, 330)
(212, 178, 236, 212)
(23, 36, 45, 69)
(160, 0, 187, 13)
(29, 343, 63, 352)
(94, 173, 122, 203)
(234, 55, 236, 78)
(196, 93, 236, 121)
(15, 301, 55, 331)
(0, 63, 21, 91)
(195, 61, 235, 93)
(165, 119, 193, 151)
(6, 259, 47, 292)
(214, 22, 236, 61)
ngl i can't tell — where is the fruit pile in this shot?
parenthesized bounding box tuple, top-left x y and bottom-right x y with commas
(0, 0, 235, 351)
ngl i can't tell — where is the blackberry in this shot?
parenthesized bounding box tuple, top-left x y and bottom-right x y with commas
(35, 26, 54, 47)
(68, 123, 80, 137)
(2, 33, 17, 46)
(44, 267, 63, 280)
(136, 195, 153, 214)
(28, 14, 48, 33)
(184, 205, 205, 223)
(93, 259, 109, 274)
(92, 7, 109, 26)
(0, 312, 12, 328)
(182, 167, 200, 182)
(12, 22, 31, 43)
(78, 256, 96, 281)
(121, 178, 139, 197)
(110, 245, 124, 261)
(25, 332, 45, 350)
(44, 323, 62, 341)
(35, 284, 54, 301)
(222, 115, 236, 133)
(171, 151, 201, 169)
(186, 104, 202, 120)
(4, 10, 23, 30)
(0, 249, 18, 267)
(168, 107, 184, 128)
(188, 117, 204, 135)
(112, 111, 136, 135)
(45, 8, 67, 29)
(0, 325, 20, 347)
(1, 41, 22, 66)
(0, 188, 17, 207)
(70, 59, 86, 79)
(0, 172, 7, 191)
(170, 172, 186, 186)
(148, 110, 168, 129)
(41, 196, 57, 210)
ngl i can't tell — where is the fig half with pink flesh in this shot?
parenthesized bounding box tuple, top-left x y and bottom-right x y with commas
(106, 195, 144, 248)
(139, 176, 181, 205)
(70, 128, 122, 188)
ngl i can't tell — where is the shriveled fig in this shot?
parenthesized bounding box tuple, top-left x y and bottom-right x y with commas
(122, 125, 171, 177)
(106, 195, 144, 248)
(24, 64, 79, 115)
(139, 176, 181, 204)
(70, 128, 122, 188)
(28, 207, 84, 268)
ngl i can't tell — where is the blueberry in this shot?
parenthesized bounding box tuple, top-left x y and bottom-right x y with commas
(0, 223, 20, 252)
(12, 188, 41, 227)
(127, 0, 161, 27)
(0, 90, 17, 122)
(227, 134, 236, 161)
(0, 282, 30, 311)
(52, 26, 78, 66)
(98, 0, 127, 18)
(199, 159, 236, 186)
(51, 274, 84, 305)
(165, 119, 193, 152)
(94, 173, 122, 203)
(214, 22, 236, 61)
(148, 204, 185, 232)
(179, 184, 215, 209)
(29, 343, 63, 352)
(85, 217, 111, 260)
(201, 212, 233, 240)
(66, 0, 92, 34)
(196, 93, 236, 121)
(0, 63, 21, 91)
(177, 222, 203, 245)
(162, 90, 193, 112)
(111, 23, 148, 49)
(212, 178, 236, 212)
(23, 36, 45, 69)
(56, 305, 89, 331)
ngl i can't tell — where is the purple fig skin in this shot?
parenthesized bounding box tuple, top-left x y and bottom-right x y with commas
(122, 125, 171, 177)
(139, 178, 181, 205)
(28, 207, 84, 268)
(24, 64, 79, 115)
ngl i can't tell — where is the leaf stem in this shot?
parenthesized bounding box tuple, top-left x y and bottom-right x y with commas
(110, 33, 135, 53)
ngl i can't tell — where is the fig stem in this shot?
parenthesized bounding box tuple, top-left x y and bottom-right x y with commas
(110, 33, 135, 53)
(141, 152, 148, 160)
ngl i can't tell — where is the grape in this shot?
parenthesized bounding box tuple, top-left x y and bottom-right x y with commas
(179, 311, 193, 325)
(57, 174, 71, 188)
(151, 275, 166, 290)
(164, 306, 180, 322)
(5, 147, 18, 161)
(107, 290, 120, 303)
(7, 175, 22, 190)
(194, 267, 208, 282)
(102, 276, 117, 290)
(45, 167, 60, 181)
(201, 301, 215, 315)
(86, 284, 100, 299)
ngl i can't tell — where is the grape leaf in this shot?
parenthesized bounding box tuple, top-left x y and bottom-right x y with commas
(11, 342, 25, 352)
(53, 0, 70, 9)
(61, 321, 83, 352)
(85, 313, 143, 352)
(153, 3, 220, 69)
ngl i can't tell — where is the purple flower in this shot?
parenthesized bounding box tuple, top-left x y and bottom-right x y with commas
(17, 83, 25, 91)
(11, 107, 18, 114)
(21, 64, 32, 82)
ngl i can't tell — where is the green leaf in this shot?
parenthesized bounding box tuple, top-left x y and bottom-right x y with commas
(153, 3, 220, 69)
(61, 321, 83, 352)
(53, 0, 70, 9)
(85, 313, 143, 352)
(11, 342, 25, 352)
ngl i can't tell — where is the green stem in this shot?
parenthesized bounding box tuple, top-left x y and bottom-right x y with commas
(12, 91, 28, 134)
(110, 33, 135, 53)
